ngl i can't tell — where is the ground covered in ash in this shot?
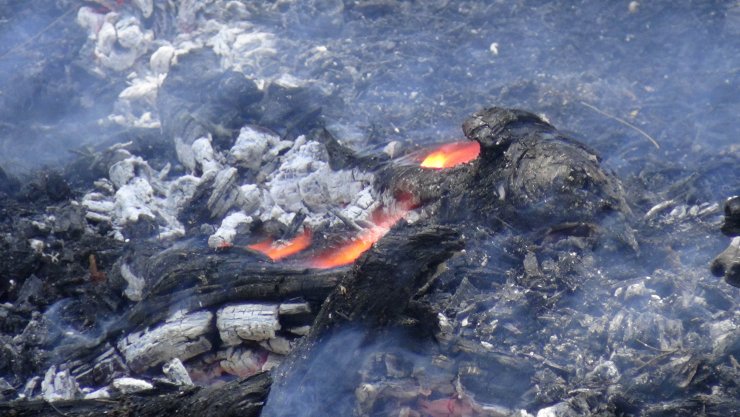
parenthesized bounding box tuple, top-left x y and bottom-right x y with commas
(0, 1, 738, 417)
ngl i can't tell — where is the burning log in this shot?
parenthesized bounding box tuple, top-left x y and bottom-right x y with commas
(381, 108, 634, 249)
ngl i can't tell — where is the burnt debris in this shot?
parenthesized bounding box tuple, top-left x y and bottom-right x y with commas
(0, 2, 737, 415)
(1, 97, 738, 415)
(711, 196, 740, 287)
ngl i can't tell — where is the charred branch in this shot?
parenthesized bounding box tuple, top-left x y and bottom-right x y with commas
(0, 372, 271, 417)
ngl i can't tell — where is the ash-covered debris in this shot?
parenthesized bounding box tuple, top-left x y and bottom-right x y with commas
(80, 124, 378, 245)
(0, 1, 738, 416)
(75, 0, 279, 129)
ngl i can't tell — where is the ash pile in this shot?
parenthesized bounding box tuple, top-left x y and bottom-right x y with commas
(0, 2, 738, 417)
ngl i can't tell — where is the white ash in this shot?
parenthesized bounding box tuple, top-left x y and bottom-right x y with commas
(536, 402, 578, 417)
(120, 262, 146, 301)
(83, 387, 111, 400)
(192, 137, 225, 175)
(286, 325, 311, 336)
(208, 212, 253, 248)
(207, 130, 377, 248)
(259, 336, 294, 355)
(216, 304, 280, 346)
(219, 346, 271, 378)
(207, 167, 241, 219)
(41, 365, 80, 402)
(261, 353, 283, 371)
(278, 302, 311, 315)
(81, 128, 380, 245)
(111, 377, 154, 394)
(162, 358, 194, 386)
(229, 127, 292, 172)
(82, 148, 198, 240)
(117, 310, 213, 373)
(644, 200, 721, 225)
(132, 0, 154, 19)
(96, 15, 154, 72)
(76, 2, 279, 129)
(70, 346, 127, 387)
(20, 376, 40, 399)
(28, 239, 45, 254)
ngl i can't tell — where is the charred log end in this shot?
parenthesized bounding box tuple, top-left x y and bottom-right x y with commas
(462, 107, 552, 155)
(711, 196, 740, 287)
(720, 196, 740, 237)
(711, 237, 740, 288)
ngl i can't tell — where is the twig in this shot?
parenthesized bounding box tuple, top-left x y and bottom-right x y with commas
(634, 338, 663, 352)
(48, 400, 70, 417)
(329, 208, 364, 232)
(635, 348, 678, 371)
(580, 101, 660, 149)
(89, 254, 107, 284)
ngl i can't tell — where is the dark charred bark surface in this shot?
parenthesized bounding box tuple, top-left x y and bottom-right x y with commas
(711, 196, 740, 287)
(0, 372, 271, 417)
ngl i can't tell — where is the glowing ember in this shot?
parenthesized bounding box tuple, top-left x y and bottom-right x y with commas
(309, 202, 413, 269)
(308, 228, 385, 269)
(420, 141, 480, 169)
(248, 229, 312, 261)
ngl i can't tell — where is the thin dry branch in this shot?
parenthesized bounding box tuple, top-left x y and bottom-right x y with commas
(580, 101, 660, 149)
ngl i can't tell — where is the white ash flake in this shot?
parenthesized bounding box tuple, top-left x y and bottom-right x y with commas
(208, 212, 252, 248)
(117, 310, 213, 373)
(259, 336, 294, 355)
(41, 365, 80, 402)
(219, 346, 269, 378)
(111, 377, 154, 394)
(83, 387, 111, 400)
(120, 262, 146, 301)
(76, 2, 280, 129)
(162, 358, 194, 386)
(82, 148, 196, 241)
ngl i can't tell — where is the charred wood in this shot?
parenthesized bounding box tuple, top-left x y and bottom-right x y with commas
(264, 224, 464, 417)
(111, 253, 341, 335)
(0, 372, 271, 417)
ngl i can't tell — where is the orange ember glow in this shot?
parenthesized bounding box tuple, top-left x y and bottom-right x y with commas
(248, 229, 312, 261)
(308, 228, 384, 269)
(309, 203, 412, 269)
(420, 141, 480, 169)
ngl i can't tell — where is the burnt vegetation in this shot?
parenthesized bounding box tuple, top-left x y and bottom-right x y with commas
(0, 2, 738, 417)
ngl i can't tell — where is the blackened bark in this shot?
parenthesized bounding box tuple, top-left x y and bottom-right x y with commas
(0, 372, 271, 417)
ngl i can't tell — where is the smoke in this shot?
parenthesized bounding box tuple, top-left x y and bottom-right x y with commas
(0, 0, 737, 413)
(261, 326, 443, 417)
(0, 2, 124, 174)
(2, 1, 736, 177)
